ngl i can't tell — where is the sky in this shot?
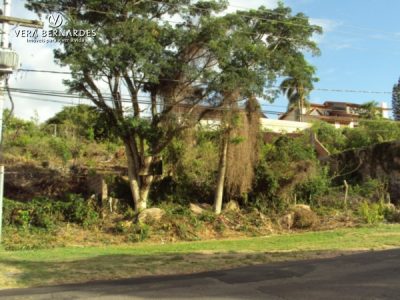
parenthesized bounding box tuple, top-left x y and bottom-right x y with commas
(6, 0, 400, 121)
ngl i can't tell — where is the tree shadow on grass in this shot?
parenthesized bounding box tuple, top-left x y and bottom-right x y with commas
(0, 249, 360, 298)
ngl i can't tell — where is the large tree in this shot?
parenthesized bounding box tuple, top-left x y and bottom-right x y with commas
(27, 1, 321, 213)
(393, 78, 400, 121)
(206, 6, 321, 213)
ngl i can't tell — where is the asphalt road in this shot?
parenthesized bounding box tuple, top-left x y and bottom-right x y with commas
(1, 248, 400, 300)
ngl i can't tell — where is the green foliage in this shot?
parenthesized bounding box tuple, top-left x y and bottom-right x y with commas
(311, 121, 346, 153)
(383, 206, 400, 223)
(342, 120, 398, 151)
(63, 194, 99, 228)
(251, 134, 320, 211)
(30, 200, 58, 229)
(26, 0, 321, 210)
(198, 211, 217, 223)
(280, 63, 318, 119)
(3, 110, 39, 136)
(46, 104, 116, 142)
(3, 110, 120, 171)
(174, 222, 197, 241)
(252, 161, 282, 212)
(3, 195, 100, 230)
(49, 137, 73, 164)
(156, 130, 219, 204)
(294, 167, 331, 204)
(266, 135, 316, 162)
(349, 178, 387, 201)
(15, 210, 31, 229)
(3, 227, 60, 251)
(3, 199, 57, 229)
(357, 101, 383, 120)
(358, 201, 384, 225)
(128, 224, 151, 243)
(343, 120, 400, 149)
(311, 119, 400, 153)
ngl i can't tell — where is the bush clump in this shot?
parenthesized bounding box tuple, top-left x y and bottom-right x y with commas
(358, 201, 384, 224)
(3, 195, 100, 230)
(292, 207, 319, 229)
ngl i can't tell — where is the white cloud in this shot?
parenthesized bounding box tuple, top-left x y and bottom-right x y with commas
(6, 0, 70, 121)
(310, 18, 340, 32)
(309, 18, 341, 43)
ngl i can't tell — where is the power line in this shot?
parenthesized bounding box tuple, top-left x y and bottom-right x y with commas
(3, 88, 398, 125)
(14, 69, 395, 96)
(2, 86, 395, 119)
(5, 86, 395, 109)
(6, 87, 398, 122)
(2, 87, 286, 114)
(10, 94, 286, 116)
(0, 93, 325, 115)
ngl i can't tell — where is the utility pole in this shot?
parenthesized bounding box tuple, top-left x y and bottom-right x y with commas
(0, 0, 43, 243)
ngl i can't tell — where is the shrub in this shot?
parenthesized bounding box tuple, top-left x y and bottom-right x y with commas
(250, 134, 322, 212)
(128, 223, 150, 242)
(49, 137, 72, 164)
(344, 120, 400, 149)
(292, 207, 318, 229)
(3, 199, 24, 225)
(251, 161, 281, 211)
(213, 218, 226, 234)
(198, 211, 216, 222)
(31, 205, 56, 229)
(350, 178, 387, 201)
(381, 205, 400, 223)
(63, 194, 99, 228)
(158, 130, 219, 204)
(4, 196, 101, 230)
(358, 201, 384, 224)
(14, 209, 31, 228)
(311, 121, 346, 153)
(294, 167, 331, 205)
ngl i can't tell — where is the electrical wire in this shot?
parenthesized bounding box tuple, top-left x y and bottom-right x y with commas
(1, 86, 394, 112)
(9, 93, 286, 116)
(6, 88, 400, 124)
(14, 70, 396, 96)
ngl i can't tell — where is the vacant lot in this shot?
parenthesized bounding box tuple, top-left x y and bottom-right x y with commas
(1, 224, 400, 289)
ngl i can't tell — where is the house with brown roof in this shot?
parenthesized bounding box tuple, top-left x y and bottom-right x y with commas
(279, 101, 390, 128)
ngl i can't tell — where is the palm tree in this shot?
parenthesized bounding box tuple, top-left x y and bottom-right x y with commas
(280, 63, 316, 122)
(280, 77, 310, 122)
(358, 101, 382, 120)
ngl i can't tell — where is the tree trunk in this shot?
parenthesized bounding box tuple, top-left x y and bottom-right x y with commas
(124, 142, 155, 212)
(139, 156, 154, 208)
(298, 98, 303, 122)
(213, 132, 229, 215)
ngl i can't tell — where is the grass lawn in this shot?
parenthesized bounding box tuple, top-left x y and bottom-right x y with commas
(1, 224, 400, 289)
